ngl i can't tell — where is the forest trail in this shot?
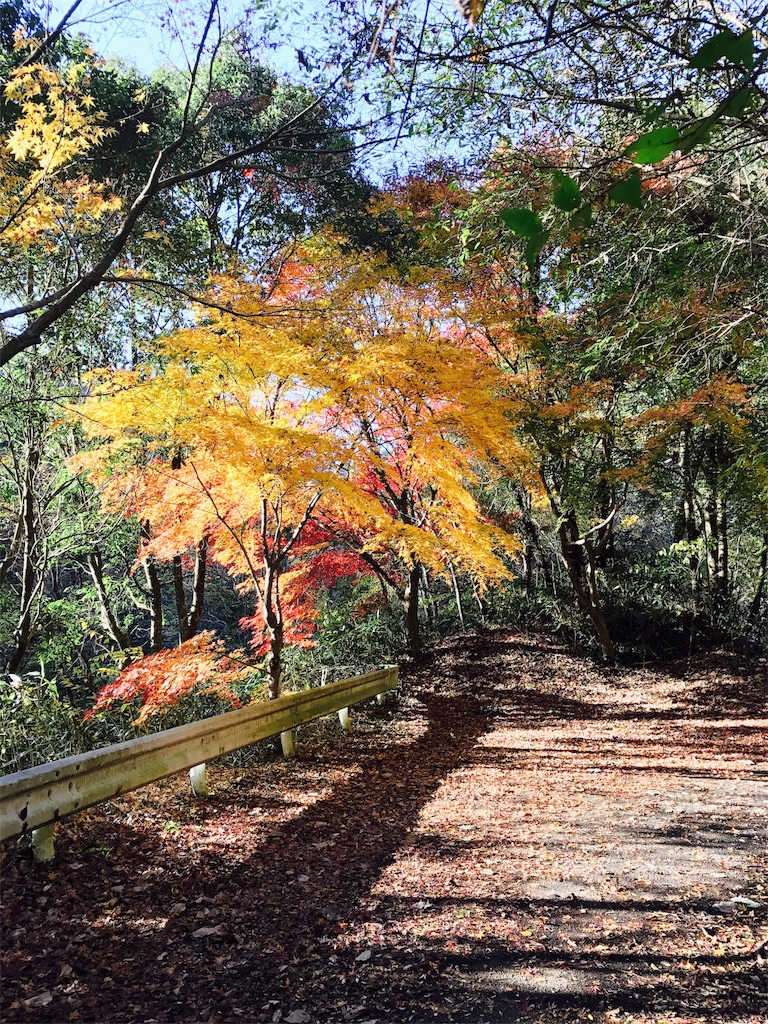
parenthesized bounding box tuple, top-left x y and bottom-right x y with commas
(2, 628, 767, 1024)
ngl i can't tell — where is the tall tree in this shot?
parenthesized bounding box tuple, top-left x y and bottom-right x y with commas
(0, 1, 372, 366)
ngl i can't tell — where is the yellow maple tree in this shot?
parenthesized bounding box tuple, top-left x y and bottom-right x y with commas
(73, 235, 522, 711)
(1, 37, 121, 248)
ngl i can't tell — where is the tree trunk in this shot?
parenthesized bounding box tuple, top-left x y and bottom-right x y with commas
(140, 520, 163, 652)
(472, 580, 491, 621)
(403, 562, 422, 658)
(265, 621, 283, 699)
(594, 439, 616, 567)
(558, 512, 616, 662)
(705, 429, 731, 615)
(514, 485, 553, 594)
(0, 511, 23, 590)
(172, 554, 190, 643)
(7, 447, 41, 674)
(716, 494, 729, 603)
(87, 546, 131, 654)
(262, 562, 284, 699)
(420, 564, 437, 637)
(172, 538, 208, 644)
(748, 531, 768, 626)
(449, 562, 466, 631)
(187, 537, 207, 635)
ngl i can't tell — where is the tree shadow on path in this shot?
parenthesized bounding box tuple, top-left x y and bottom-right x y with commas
(2, 629, 766, 1024)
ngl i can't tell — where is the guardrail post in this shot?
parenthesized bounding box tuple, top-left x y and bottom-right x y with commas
(338, 706, 351, 733)
(32, 823, 55, 863)
(280, 729, 296, 757)
(189, 763, 209, 796)
(378, 664, 398, 703)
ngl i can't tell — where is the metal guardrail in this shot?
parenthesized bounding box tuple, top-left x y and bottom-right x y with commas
(0, 665, 398, 860)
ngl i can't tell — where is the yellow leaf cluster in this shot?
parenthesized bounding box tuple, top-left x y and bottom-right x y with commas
(1, 51, 121, 246)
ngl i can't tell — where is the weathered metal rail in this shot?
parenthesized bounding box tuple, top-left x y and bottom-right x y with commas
(0, 666, 398, 861)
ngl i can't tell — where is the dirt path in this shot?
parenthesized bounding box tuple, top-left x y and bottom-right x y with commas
(2, 629, 767, 1023)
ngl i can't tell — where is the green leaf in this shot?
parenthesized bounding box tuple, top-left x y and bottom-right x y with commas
(625, 125, 680, 164)
(690, 28, 754, 69)
(500, 207, 543, 237)
(569, 203, 593, 230)
(525, 230, 549, 269)
(680, 116, 715, 151)
(644, 97, 673, 125)
(680, 87, 759, 152)
(609, 170, 643, 208)
(552, 173, 581, 212)
(731, 30, 755, 68)
(721, 85, 760, 118)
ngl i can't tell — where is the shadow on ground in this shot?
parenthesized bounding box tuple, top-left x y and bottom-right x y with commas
(1, 629, 766, 1023)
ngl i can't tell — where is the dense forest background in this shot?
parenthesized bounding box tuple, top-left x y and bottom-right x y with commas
(1, 0, 766, 772)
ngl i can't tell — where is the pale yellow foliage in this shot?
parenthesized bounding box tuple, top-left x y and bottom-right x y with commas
(1, 48, 121, 247)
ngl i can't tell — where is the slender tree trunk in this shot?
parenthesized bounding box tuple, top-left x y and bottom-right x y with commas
(87, 546, 131, 654)
(716, 494, 729, 602)
(472, 579, 491, 621)
(675, 429, 698, 542)
(140, 520, 163, 652)
(172, 538, 208, 644)
(7, 448, 41, 673)
(449, 562, 466, 631)
(514, 485, 553, 593)
(705, 487, 730, 613)
(748, 531, 768, 625)
(187, 537, 207, 635)
(676, 428, 704, 605)
(262, 562, 284, 699)
(265, 621, 283, 699)
(420, 564, 437, 637)
(0, 510, 23, 589)
(403, 562, 422, 658)
(594, 439, 616, 568)
(558, 512, 616, 662)
(172, 554, 190, 643)
(705, 430, 731, 614)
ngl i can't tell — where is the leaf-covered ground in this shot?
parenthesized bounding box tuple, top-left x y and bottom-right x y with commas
(2, 628, 767, 1024)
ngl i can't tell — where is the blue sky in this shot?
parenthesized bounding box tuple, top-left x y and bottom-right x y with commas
(45, 0, 448, 177)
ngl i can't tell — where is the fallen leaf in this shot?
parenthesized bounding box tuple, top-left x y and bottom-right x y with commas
(25, 992, 53, 1008)
(192, 925, 228, 938)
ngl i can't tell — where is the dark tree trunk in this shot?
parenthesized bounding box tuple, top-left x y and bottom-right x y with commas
(705, 430, 730, 614)
(420, 564, 438, 637)
(265, 622, 284, 700)
(558, 511, 616, 662)
(594, 439, 616, 568)
(172, 554, 190, 643)
(514, 485, 554, 594)
(261, 562, 284, 699)
(172, 538, 208, 644)
(140, 520, 163, 652)
(403, 562, 422, 658)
